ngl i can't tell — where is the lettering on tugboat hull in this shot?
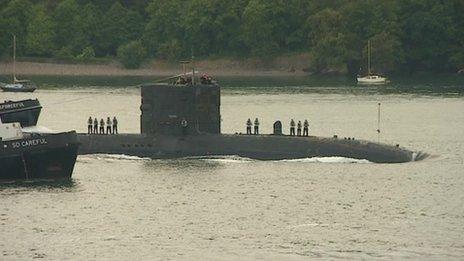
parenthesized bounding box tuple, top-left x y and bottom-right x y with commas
(0, 102, 25, 110)
(11, 138, 48, 148)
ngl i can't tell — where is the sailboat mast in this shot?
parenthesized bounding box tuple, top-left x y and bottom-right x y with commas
(367, 40, 371, 75)
(13, 35, 16, 83)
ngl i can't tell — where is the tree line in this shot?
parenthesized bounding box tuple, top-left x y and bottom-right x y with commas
(0, 0, 463, 74)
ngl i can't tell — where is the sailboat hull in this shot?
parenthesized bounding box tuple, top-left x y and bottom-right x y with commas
(357, 76, 387, 85)
(1, 85, 37, 92)
(1, 87, 36, 92)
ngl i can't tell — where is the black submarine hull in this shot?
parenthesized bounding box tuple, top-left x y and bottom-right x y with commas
(77, 133, 425, 163)
(0, 132, 79, 181)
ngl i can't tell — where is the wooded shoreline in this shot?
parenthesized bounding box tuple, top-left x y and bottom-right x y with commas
(1, 1, 462, 76)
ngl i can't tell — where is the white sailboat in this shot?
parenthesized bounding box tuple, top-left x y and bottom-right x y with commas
(1, 35, 37, 92)
(357, 40, 387, 85)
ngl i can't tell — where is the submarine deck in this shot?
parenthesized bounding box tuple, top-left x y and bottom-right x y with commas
(77, 133, 425, 163)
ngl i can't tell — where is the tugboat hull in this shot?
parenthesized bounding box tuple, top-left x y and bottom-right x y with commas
(0, 132, 79, 181)
(0, 99, 42, 127)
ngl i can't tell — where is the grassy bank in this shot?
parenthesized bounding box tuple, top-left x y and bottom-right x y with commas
(0, 53, 314, 77)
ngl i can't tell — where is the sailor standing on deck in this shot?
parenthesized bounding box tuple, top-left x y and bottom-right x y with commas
(297, 120, 302, 136)
(112, 116, 118, 134)
(87, 117, 93, 134)
(246, 118, 252, 135)
(290, 119, 296, 136)
(106, 117, 112, 134)
(99, 118, 105, 134)
(254, 118, 260, 135)
(303, 119, 309, 136)
(93, 117, 98, 134)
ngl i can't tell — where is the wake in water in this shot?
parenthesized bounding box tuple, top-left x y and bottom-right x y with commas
(78, 154, 372, 164)
(281, 156, 372, 164)
(183, 155, 371, 164)
(78, 154, 151, 163)
(183, 155, 256, 163)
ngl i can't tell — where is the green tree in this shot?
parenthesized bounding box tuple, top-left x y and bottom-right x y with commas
(143, 0, 186, 57)
(76, 46, 95, 61)
(182, 0, 250, 57)
(449, 0, 464, 70)
(0, 16, 8, 57)
(211, 0, 248, 56)
(399, 0, 457, 72)
(308, 9, 346, 73)
(183, 0, 218, 56)
(100, 2, 144, 56)
(366, 31, 403, 74)
(0, 0, 462, 74)
(340, 0, 401, 75)
(26, 4, 56, 56)
(241, 0, 290, 57)
(157, 39, 183, 61)
(53, 0, 80, 53)
(73, 3, 101, 56)
(0, 0, 34, 56)
(117, 40, 147, 69)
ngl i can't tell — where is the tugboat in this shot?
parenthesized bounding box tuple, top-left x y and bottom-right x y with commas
(0, 99, 41, 127)
(0, 99, 79, 181)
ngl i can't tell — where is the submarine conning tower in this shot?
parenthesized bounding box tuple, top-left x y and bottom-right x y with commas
(140, 83, 221, 136)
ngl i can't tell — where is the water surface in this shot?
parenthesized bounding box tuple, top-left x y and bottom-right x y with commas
(1, 76, 463, 260)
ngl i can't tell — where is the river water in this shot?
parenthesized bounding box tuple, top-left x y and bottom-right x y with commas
(1, 76, 464, 260)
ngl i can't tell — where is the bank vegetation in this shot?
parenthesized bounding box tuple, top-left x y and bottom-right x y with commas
(0, 0, 463, 76)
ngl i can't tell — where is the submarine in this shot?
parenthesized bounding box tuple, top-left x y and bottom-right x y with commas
(77, 73, 427, 163)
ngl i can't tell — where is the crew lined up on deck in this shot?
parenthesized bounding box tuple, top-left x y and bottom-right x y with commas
(246, 118, 309, 136)
(246, 118, 260, 135)
(87, 116, 118, 135)
(290, 119, 309, 137)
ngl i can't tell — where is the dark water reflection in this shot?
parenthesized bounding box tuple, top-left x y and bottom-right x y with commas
(141, 158, 225, 173)
(3, 74, 463, 97)
(0, 179, 77, 192)
(0, 75, 463, 259)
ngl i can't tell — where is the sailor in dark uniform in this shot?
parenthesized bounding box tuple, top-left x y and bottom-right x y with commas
(246, 118, 252, 135)
(176, 76, 187, 85)
(303, 119, 309, 136)
(200, 73, 213, 84)
(181, 118, 188, 135)
(88, 117, 93, 134)
(93, 117, 98, 134)
(297, 120, 302, 136)
(112, 116, 118, 134)
(106, 117, 112, 134)
(200, 74, 208, 84)
(290, 119, 296, 136)
(254, 118, 259, 135)
(99, 118, 105, 134)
